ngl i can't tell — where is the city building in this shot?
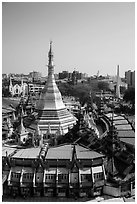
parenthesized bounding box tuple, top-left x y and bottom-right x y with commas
(29, 71, 42, 82)
(3, 143, 106, 198)
(58, 71, 69, 79)
(28, 83, 45, 95)
(58, 70, 88, 83)
(125, 70, 135, 88)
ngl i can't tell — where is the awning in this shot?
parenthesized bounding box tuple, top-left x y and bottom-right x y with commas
(79, 168, 91, 175)
(44, 168, 56, 174)
(92, 166, 103, 174)
(57, 168, 68, 174)
(10, 166, 22, 174)
(22, 167, 34, 174)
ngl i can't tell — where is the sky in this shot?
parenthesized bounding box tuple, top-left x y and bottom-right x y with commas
(2, 2, 135, 77)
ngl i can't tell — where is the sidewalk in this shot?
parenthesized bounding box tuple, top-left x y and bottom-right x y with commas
(2, 195, 92, 202)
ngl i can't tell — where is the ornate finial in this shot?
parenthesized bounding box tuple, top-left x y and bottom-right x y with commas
(48, 40, 54, 72)
(49, 40, 53, 52)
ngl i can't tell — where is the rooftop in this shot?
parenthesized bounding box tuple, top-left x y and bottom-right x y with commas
(2, 98, 20, 109)
(2, 146, 17, 157)
(115, 124, 132, 130)
(118, 130, 135, 138)
(12, 147, 41, 159)
(113, 120, 128, 125)
(120, 138, 135, 146)
(75, 144, 104, 160)
(45, 144, 72, 160)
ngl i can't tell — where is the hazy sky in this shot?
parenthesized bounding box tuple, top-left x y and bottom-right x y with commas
(2, 2, 135, 77)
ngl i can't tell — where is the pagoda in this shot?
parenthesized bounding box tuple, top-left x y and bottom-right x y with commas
(36, 41, 76, 135)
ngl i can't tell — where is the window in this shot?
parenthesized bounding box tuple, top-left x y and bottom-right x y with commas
(23, 173, 33, 180)
(58, 174, 68, 182)
(81, 174, 91, 182)
(11, 172, 20, 179)
(43, 134, 47, 139)
(45, 174, 55, 180)
(94, 172, 104, 181)
(58, 188, 65, 193)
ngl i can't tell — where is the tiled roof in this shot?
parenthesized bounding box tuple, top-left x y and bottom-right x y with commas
(120, 138, 135, 146)
(11, 166, 22, 173)
(45, 144, 72, 160)
(105, 113, 135, 146)
(2, 146, 17, 157)
(113, 116, 126, 121)
(12, 147, 41, 159)
(2, 108, 14, 115)
(75, 144, 104, 159)
(113, 120, 128, 125)
(2, 98, 19, 109)
(57, 168, 69, 174)
(105, 113, 117, 118)
(115, 124, 132, 130)
(22, 167, 34, 173)
(118, 130, 135, 138)
(105, 113, 126, 121)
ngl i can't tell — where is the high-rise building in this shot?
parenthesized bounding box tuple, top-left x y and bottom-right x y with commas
(125, 70, 135, 88)
(36, 42, 76, 136)
(131, 71, 135, 88)
(58, 71, 69, 79)
(29, 71, 42, 82)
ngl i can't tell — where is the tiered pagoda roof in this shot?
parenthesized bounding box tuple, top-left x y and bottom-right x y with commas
(36, 42, 76, 135)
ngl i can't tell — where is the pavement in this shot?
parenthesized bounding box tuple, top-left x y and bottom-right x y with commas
(3, 195, 135, 202)
(2, 195, 115, 202)
(2, 196, 92, 202)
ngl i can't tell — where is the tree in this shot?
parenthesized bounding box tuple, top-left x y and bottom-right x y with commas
(58, 83, 74, 96)
(2, 86, 11, 97)
(58, 81, 96, 107)
(98, 81, 109, 91)
(72, 84, 95, 106)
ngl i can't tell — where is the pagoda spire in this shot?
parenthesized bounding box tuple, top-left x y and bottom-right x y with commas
(36, 42, 76, 135)
(48, 41, 54, 75)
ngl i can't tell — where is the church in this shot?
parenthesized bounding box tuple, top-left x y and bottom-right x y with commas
(9, 77, 28, 97)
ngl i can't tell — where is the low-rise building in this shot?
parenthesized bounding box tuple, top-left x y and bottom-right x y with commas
(2, 143, 106, 198)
